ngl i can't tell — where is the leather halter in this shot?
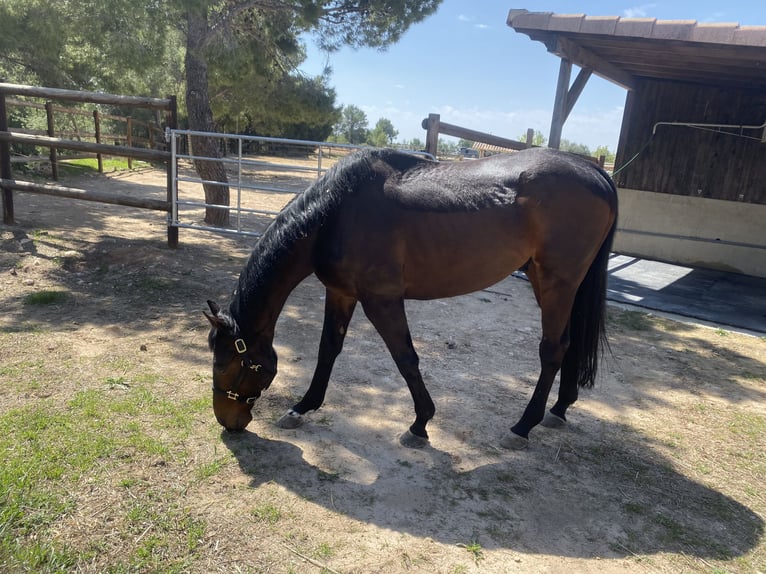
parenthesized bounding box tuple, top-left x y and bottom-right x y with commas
(211, 338, 264, 405)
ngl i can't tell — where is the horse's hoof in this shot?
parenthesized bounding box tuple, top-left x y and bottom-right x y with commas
(400, 429, 429, 449)
(276, 410, 304, 429)
(500, 431, 529, 450)
(541, 412, 567, 429)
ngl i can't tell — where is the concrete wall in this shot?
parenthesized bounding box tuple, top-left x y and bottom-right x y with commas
(613, 188, 766, 278)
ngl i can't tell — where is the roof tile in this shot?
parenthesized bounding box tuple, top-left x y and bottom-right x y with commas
(615, 18, 657, 37)
(547, 14, 586, 32)
(733, 26, 766, 47)
(652, 20, 697, 40)
(692, 23, 738, 43)
(579, 16, 619, 35)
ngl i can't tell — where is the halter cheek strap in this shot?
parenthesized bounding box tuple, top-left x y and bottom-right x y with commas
(234, 338, 263, 372)
(211, 338, 265, 404)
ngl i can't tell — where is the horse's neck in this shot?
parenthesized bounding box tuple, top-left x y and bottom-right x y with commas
(234, 235, 315, 340)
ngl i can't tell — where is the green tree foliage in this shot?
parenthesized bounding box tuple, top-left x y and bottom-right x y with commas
(0, 0, 179, 95)
(594, 145, 616, 162)
(0, 0, 444, 225)
(336, 105, 369, 144)
(560, 139, 591, 156)
(518, 130, 547, 146)
(367, 118, 398, 147)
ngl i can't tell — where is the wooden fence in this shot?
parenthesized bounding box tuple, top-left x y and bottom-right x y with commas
(421, 113, 607, 167)
(0, 82, 178, 247)
(421, 113, 535, 157)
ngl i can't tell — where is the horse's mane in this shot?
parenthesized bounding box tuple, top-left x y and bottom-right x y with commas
(229, 149, 429, 318)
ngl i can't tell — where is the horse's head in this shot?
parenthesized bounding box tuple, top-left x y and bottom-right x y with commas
(204, 300, 277, 432)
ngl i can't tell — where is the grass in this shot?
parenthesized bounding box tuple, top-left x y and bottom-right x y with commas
(58, 157, 151, 176)
(0, 381, 209, 573)
(457, 541, 484, 564)
(23, 290, 69, 306)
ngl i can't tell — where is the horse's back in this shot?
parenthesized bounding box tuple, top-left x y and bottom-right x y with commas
(314, 148, 617, 300)
(382, 148, 616, 213)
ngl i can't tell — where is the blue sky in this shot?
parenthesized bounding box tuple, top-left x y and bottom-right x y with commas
(299, 1, 762, 152)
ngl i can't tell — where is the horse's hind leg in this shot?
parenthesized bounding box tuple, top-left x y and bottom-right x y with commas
(277, 289, 357, 429)
(360, 296, 435, 448)
(501, 273, 577, 449)
(542, 352, 578, 428)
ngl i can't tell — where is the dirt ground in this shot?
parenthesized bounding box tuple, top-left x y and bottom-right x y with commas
(1, 165, 765, 573)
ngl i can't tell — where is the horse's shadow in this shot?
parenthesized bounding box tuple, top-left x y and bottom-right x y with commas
(221, 418, 763, 561)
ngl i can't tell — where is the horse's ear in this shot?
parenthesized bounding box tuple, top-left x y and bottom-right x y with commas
(204, 300, 224, 329)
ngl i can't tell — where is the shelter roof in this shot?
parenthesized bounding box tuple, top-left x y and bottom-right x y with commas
(506, 9, 766, 90)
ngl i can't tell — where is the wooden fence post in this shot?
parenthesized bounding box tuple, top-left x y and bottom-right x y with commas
(93, 109, 103, 173)
(126, 117, 133, 169)
(424, 113, 440, 157)
(46, 101, 59, 180)
(526, 128, 534, 148)
(0, 91, 13, 223)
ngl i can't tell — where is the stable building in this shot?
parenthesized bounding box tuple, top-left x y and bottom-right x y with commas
(507, 9, 766, 278)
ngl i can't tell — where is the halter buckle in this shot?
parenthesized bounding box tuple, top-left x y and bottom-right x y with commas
(226, 390, 240, 401)
(234, 339, 247, 354)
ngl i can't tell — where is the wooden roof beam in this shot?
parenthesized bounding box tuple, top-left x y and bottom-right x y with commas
(551, 36, 637, 91)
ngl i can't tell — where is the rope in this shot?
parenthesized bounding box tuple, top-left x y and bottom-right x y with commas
(611, 133, 654, 177)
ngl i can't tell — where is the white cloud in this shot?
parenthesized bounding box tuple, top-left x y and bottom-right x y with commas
(458, 14, 471, 22)
(623, 4, 657, 18)
(475, 24, 490, 30)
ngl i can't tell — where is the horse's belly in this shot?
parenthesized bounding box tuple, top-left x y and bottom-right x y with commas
(400, 211, 530, 299)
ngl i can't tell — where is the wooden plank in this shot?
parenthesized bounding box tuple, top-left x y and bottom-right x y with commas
(555, 36, 636, 90)
(548, 58, 572, 149)
(0, 178, 170, 211)
(433, 120, 528, 151)
(0, 82, 171, 110)
(0, 131, 170, 162)
(563, 67, 593, 122)
(617, 78, 766, 204)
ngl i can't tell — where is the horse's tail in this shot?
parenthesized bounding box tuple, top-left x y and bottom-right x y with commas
(563, 213, 617, 389)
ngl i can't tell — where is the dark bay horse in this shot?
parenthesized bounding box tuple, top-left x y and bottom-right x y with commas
(205, 147, 618, 449)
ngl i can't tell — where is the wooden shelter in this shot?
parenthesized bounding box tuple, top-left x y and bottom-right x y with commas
(507, 9, 766, 277)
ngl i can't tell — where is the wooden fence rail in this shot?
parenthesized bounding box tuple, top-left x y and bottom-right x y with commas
(421, 112, 605, 167)
(0, 82, 178, 247)
(6, 96, 165, 173)
(421, 113, 534, 156)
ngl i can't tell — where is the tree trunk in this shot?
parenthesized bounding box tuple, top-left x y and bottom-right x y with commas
(185, 9, 230, 227)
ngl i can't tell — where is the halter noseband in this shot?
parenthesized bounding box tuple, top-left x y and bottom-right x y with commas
(211, 338, 265, 405)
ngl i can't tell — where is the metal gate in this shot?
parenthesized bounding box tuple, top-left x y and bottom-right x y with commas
(168, 129, 370, 237)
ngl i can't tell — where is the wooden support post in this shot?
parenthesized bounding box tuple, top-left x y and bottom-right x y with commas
(424, 113, 440, 157)
(526, 127, 534, 148)
(93, 109, 103, 173)
(0, 92, 13, 223)
(549, 58, 572, 150)
(46, 101, 59, 180)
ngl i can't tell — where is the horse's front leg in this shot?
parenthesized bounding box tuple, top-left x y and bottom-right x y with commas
(360, 297, 435, 448)
(276, 289, 356, 429)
